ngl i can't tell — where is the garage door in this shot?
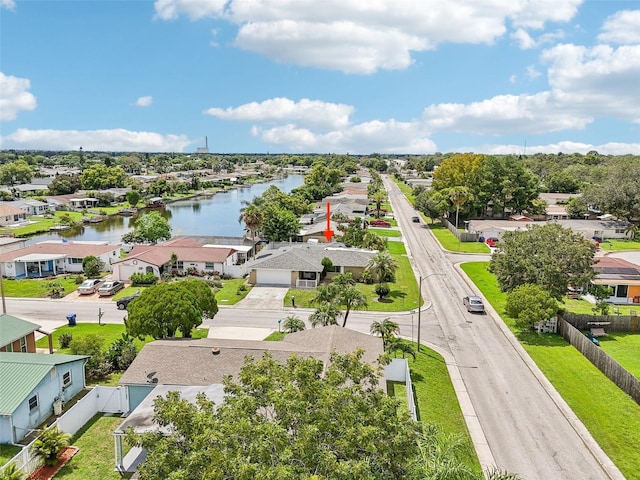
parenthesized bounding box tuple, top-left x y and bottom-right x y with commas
(256, 269, 291, 286)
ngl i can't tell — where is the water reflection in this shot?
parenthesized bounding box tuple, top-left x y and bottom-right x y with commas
(27, 176, 304, 245)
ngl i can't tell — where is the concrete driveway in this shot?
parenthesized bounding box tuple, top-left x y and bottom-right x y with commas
(232, 286, 289, 310)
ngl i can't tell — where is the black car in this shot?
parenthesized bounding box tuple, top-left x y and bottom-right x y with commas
(116, 291, 141, 310)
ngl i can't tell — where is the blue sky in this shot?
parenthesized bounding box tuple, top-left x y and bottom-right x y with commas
(1, 0, 639, 155)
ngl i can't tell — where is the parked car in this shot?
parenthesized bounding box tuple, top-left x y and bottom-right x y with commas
(485, 237, 500, 247)
(77, 279, 102, 295)
(116, 290, 141, 310)
(463, 295, 485, 313)
(369, 219, 391, 227)
(98, 280, 125, 296)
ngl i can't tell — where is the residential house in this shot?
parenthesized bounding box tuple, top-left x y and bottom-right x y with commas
(114, 326, 387, 472)
(0, 203, 27, 227)
(0, 314, 42, 353)
(0, 353, 88, 444)
(557, 219, 633, 242)
(111, 239, 238, 281)
(592, 256, 640, 305)
(0, 237, 28, 255)
(69, 197, 99, 209)
(538, 193, 581, 221)
(12, 199, 50, 216)
(246, 243, 376, 287)
(0, 241, 121, 279)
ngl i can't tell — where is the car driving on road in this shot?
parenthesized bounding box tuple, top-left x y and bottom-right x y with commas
(98, 280, 125, 296)
(116, 291, 141, 310)
(463, 295, 485, 313)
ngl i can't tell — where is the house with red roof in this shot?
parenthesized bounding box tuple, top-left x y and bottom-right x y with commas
(111, 238, 239, 281)
(592, 256, 640, 305)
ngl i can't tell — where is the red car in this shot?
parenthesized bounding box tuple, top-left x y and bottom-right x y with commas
(485, 237, 499, 247)
(369, 219, 391, 227)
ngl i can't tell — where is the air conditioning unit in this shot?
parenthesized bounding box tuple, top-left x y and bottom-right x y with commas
(53, 399, 63, 416)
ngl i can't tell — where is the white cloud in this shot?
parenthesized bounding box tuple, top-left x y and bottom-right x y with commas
(467, 141, 640, 155)
(0, 0, 16, 11)
(254, 119, 436, 154)
(135, 96, 153, 107)
(526, 65, 541, 79)
(598, 10, 640, 44)
(509, 74, 517, 84)
(205, 97, 354, 130)
(511, 28, 536, 49)
(541, 43, 640, 122)
(154, 0, 581, 73)
(423, 92, 592, 135)
(0, 128, 191, 152)
(153, 0, 227, 20)
(0, 72, 37, 121)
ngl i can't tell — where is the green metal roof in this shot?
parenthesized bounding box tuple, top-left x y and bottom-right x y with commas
(0, 353, 88, 415)
(0, 314, 41, 348)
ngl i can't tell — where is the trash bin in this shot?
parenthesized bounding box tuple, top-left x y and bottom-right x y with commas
(66, 313, 76, 326)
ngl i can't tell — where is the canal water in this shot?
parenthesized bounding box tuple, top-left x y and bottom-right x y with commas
(27, 175, 305, 245)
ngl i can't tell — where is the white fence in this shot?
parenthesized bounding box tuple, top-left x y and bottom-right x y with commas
(1, 386, 127, 477)
(385, 359, 417, 420)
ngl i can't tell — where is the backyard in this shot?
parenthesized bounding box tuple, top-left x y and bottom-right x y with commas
(461, 261, 640, 480)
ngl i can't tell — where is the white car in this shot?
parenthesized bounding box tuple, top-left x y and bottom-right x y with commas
(463, 295, 485, 313)
(78, 279, 102, 295)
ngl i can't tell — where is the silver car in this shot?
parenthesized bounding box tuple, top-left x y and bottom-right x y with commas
(78, 279, 102, 295)
(463, 295, 485, 313)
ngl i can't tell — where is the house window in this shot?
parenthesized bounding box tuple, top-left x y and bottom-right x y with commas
(63, 371, 72, 388)
(615, 229, 625, 234)
(20, 336, 27, 352)
(205, 262, 215, 269)
(29, 395, 38, 411)
(5, 343, 13, 352)
(616, 285, 628, 298)
(299, 271, 317, 280)
(176, 261, 184, 269)
(324, 265, 341, 273)
(68, 258, 83, 264)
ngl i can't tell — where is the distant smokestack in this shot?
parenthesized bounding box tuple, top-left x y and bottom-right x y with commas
(205, 136, 208, 149)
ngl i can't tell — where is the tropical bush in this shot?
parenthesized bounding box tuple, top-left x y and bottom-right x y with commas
(32, 427, 70, 467)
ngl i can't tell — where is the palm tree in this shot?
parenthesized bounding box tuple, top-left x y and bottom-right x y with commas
(336, 285, 368, 327)
(238, 203, 264, 258)
(371, 190, 387, 217)
(362, 232, 387, 251)
(310, 284, 337, 305)
(392, 341, 416, 360)
(370, 318, 399, 348)
(448, 186, 473, 229)
(282, 315, 306, 333)
(0, 462, 25, 480)
(309, 304, 342, 328)
(332, 272, 356, 287)
(366, 250, 398, 286)
(624, 223, 639, 240)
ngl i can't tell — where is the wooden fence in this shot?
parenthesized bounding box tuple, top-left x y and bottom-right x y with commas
(557, 317, 640, 404)
(441, 219, 480, 243)
(562, 313, 640, 333)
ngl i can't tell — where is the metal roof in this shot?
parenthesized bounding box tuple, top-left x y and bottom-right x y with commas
(0, 353, 88, 415)
(0, 314, 41, 348)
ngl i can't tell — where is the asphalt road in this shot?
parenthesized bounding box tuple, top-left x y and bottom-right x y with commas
(383, 176, 623, 480)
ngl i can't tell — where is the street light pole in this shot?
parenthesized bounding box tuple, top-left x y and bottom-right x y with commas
(416, 276, 422, 352)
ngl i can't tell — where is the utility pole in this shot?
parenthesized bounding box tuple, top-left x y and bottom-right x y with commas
(0, 271, 6, 314)
(98, 308, 104, 326)
(416, 276, 422, 352)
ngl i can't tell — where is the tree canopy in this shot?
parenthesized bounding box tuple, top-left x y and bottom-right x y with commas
(80, 164, 127, 189)
(505, 284, 558, 329)
(126, 280, 217, 339)
(489, 223, 596, 299)
(129, 350, 420, 480)
(122, 211, 171, 244)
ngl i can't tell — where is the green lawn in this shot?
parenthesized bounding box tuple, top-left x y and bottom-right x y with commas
(428, 224, 490, 254)
(56, 414, 131, 480)
(0, 211, 85, 237)
(599, 239, 640, 251)
(35, 324, 209, 353)
(369, 227, 402, 237)
(0, 445, 21, 466)
(1, 276, 81, 298)
(212, 278, 252, 305)
(561, 297, 640, 315)
(599, 333, 640, 379)
(461, 261, 640, 480)
(408, 344, 480, 472)
(283, 246, 420, 312)
(392, 179, 415, 204)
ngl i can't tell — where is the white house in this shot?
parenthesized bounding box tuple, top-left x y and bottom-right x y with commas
(0, 203, 27, 227)
(12, 199, 50, 216)
(0, 241, 121, 279)
(0, 353, 88, 444)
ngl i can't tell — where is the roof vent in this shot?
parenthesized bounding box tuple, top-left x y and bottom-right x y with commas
(211, 347, 221, 355)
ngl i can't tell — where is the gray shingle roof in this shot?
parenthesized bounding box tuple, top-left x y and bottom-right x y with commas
(249, 244, 376, 271)
(119, 325, 383, 387)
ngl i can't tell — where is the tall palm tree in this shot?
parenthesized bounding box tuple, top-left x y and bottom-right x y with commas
(238, 203, 264, 258)
(282, 315, 306, 333)
(370, 318, 399, 348)
(448, 186, 473, 229)
(366, 250, 398, 286)
(390, 341, 416, 360)
(371, 190, 387, 218)
(308, 304, 342, 328)
(336, 285, 368, 327)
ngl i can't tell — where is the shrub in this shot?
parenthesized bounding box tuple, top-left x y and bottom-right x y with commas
(206, 279, 223, 289)
(70, 334, 111, 381)
(32, 427, 70, 466)
(130, 272, 158, 286)
(106, 333, 138, 370)
(74, 275, 85, 285)
(374, 283, 390, 300)
(0, 462, 25, 480)
(58, 333, 73, 349)
(220, 273, 233, 280)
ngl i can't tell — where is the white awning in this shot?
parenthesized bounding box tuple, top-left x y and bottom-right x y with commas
(13, 253, 67, 262)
